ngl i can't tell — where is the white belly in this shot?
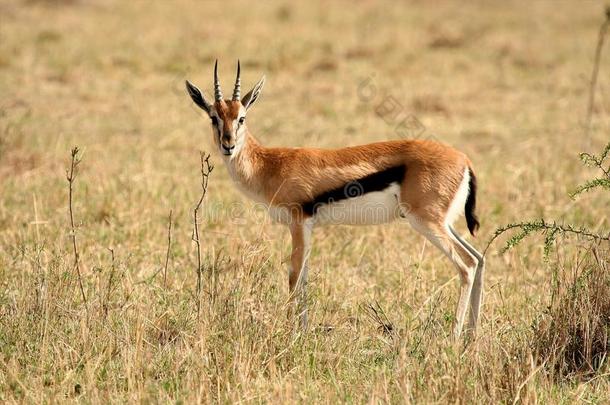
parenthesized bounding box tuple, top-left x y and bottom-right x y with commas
(314, 183, 403, 226)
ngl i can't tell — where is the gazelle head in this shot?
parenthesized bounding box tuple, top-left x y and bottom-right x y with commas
(186, 60, 265, 157)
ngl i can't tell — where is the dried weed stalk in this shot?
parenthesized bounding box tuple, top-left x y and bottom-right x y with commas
(193, 152, 214, 315)
(66, 146, 88, 309)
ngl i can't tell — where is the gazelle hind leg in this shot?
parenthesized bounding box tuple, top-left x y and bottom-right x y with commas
(408, 218, 478, 338)
(449, 226, 485, 332)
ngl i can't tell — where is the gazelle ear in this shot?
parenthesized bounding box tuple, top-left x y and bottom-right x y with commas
(241, 76, 265, 110)
(185, 80, 212, 115)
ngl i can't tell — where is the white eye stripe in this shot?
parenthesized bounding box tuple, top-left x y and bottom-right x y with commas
(234, 117, 246, 128)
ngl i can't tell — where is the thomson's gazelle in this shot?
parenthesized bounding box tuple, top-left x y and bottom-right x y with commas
(186, 61, 485, 337)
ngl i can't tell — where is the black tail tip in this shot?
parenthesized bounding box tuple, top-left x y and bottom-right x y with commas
(466, 215, 480, 237)
(465, 169, 480, 237)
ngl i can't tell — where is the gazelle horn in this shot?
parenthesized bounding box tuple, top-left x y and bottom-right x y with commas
(214, 60, 223, 102)
(232, 60, 241, 101)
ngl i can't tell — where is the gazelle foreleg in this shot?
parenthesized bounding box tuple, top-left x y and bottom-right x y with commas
(288, 218, 313, 329)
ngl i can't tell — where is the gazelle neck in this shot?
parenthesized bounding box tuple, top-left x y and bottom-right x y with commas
(222, 128, 263, 195)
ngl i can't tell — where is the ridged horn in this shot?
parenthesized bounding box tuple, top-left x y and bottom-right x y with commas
(214, 60, 223, 102)
(232, 60, 241, 101)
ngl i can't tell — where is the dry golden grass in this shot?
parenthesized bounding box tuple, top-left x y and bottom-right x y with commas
(1, 0, 609, 402)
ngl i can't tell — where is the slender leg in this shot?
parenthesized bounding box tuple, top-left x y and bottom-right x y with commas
(409, 219, 478, 338)
(449, 226, 485, 332)
(288, 218, 313, 329)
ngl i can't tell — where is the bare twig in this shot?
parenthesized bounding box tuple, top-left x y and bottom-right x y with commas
(584, 6, 610, 145)
(193, 152, 214, 316)
(163, 209, 173, 288)
(66, 147, 88, 309)
(103, 247, 116, 316)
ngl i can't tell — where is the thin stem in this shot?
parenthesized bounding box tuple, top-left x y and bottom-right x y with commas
(104, 247, 116, 316)
(584, 9, 610, 144)
(66, 147, 88, 310)
(163, 209, 173, 288)
(193, 152, 214, 316)
(484, 220, 610, 257)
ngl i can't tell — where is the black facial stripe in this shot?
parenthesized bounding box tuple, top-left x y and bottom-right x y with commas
(210, 115, 222, 138)
(302, 165, 407, 216)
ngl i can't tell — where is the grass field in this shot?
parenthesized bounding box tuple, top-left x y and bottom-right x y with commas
(1, 0, 609, 403)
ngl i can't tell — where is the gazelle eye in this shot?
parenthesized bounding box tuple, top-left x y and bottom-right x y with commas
(210, 117, 218, 126)
(238, 117, 245, 125)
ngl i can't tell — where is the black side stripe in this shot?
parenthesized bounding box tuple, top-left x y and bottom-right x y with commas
(302, 165, 407, 216)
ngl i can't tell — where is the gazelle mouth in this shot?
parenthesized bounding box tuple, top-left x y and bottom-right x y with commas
(221, 145, 234, 155)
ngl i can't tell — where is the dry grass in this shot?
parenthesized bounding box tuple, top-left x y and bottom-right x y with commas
(1, 0, 609, 402)
(534, 246, 610, 379)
